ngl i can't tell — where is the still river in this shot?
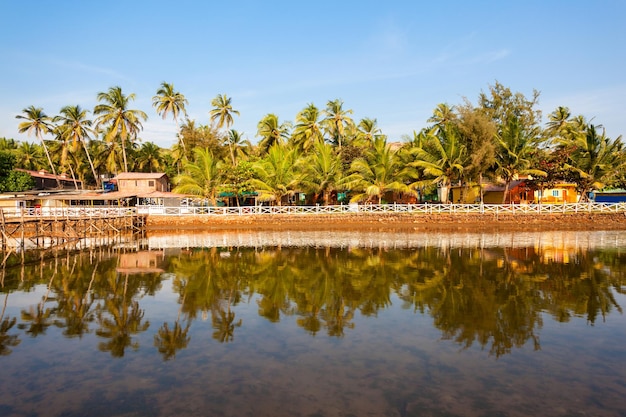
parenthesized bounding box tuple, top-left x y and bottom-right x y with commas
(0, 230, 625, 417)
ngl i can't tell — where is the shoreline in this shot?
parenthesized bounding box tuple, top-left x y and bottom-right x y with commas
(145, 212, 626, 233)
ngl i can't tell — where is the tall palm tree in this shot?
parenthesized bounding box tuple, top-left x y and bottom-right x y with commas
(256, 113, 291, 154)
(495, 117, 546, 203)
(209, 94, 239, 130)
(224, 129, 250, 166)
(301, 139, 343, 205)
(322, 99, 354, 149)
(15, 106, 60, 187)
(152, 82, 188, 151)
(135, 142, 165, 173)
(94, 86, 148, 173)
(173, 147, 223, 206)
(250, 144, 302, 206)
(558, 124, 625, 201)
(292, 103, 323, 152)
(54, 105, 99, 187)
(343, 136, 412, 204)
(546, 106, 572, 138)
(411, 125, 466, 203)
(356, 117, 383, 147)
(427, 103, 456, 131)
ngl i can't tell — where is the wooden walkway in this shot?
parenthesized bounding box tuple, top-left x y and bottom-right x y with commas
(0, 207, 146, 252)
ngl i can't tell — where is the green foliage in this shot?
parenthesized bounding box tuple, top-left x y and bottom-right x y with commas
(0, 151, 34, 192)
(173, 147, 223, 205)
(0, 150, 15, 175)
(220, 160, 255, 206)
(0, 170, 35, 192)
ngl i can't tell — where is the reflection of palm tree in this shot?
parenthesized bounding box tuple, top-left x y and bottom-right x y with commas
(154, 321, 190, 360)
(18, 272, 57, 337)
(154, 288, 191, 360)
(211, 308, 241, 343)
(0, 293, 21, 355)
(96, 273, 150, 358)
(55, 260, 99, 338)
(97, 299, 149, 357)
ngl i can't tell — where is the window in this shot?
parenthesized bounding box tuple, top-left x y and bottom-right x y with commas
(149, 180, 155, 187)
(552, 190, 560, 197)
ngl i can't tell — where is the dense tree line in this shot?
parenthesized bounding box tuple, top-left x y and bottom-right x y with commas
(3, 81, 624, 203)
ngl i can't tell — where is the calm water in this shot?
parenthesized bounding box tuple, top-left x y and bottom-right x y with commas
(1, 230, 625, 417)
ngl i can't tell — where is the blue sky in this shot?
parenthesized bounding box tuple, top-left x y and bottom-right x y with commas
(1, 0, 625, 148)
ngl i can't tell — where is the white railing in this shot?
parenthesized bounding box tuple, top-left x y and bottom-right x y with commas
(3, 203, 625, 219)
(135, 202, 626, 216)
(0, 207, 137, 218)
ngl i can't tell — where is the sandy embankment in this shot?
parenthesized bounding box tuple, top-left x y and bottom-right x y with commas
(145, 212, 626, 233)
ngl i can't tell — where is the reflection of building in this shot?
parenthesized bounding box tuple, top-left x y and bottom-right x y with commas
(116, 251, 165, 274)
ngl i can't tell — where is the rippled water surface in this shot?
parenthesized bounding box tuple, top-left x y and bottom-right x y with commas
(0, 230, 625, 417)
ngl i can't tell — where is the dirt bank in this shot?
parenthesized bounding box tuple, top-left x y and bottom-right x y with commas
(145, 212, 626, 233)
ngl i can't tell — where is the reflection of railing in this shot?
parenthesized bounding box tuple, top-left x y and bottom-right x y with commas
(1, 207, 137, 218)
(135, 202, 626, 216)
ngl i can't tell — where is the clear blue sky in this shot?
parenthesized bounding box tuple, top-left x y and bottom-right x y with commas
(1, 0, 625, 148)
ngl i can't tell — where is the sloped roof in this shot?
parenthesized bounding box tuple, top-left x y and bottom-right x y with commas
(16, 168, 82, 183)
(113, 172, 168, 180)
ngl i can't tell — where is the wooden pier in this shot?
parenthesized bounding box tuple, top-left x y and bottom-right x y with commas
(0, 207, 146, 252)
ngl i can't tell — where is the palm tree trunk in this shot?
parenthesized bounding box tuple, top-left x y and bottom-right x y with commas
(121, 136, 128, 172)
(38, 132, 61, 188)
(502, 181, 511, 204)
(82, 141, 99, 189)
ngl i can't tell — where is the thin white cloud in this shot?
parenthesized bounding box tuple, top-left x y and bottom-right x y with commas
(49, 58, 130, 81)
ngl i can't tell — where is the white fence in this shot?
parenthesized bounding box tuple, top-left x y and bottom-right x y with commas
(2, 203, 625, 219)
(135, 202, 626, 216)
(1, 207, 137, 218)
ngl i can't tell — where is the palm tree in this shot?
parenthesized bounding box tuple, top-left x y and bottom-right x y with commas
(15, 106, 60, 187)
(495, 117, 546, 203)
(94, 86, 148, 173)
(135, 142, 165, 173)
(301, 140, 343, 205)
(558, 124, 625, 201)
(173, 147, 223, 206)
(546, 106, 572, 138)
(291, 103, 323, 152)
(0, 137, 18, 152)
(152, 82, 188, 151)
(54, 105, 99, 187)
(250, 144, 302, 206)
(428, 103, 456, 130)
(343, 136, 412, 204)
(322, 99, 354, 149)
(356, 117, 382, 147)
(256, 113, 291, 154)
(411, 125, 466, 203)
(49, 133, 80, 189)
(209, 94, 239, 130)
(15, 141, 43, 170)
(224, 129, 250, 166)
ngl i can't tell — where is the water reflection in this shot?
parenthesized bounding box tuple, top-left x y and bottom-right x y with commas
(0, 231, 625, 416)
(0, 232, 624, 360)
